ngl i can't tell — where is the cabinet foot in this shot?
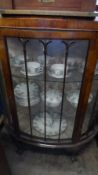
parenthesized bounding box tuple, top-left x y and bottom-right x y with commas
(11, 136, 25, 155)
(71, 155, 78, 162)
(95, 133, 98, 146)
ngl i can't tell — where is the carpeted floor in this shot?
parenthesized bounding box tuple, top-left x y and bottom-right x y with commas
(1, 133, 98, 175)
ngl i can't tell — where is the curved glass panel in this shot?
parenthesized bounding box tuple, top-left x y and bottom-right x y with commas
(82, 62, 98, 134)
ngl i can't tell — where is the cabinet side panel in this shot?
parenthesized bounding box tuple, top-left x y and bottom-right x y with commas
(0, 37, 19, 130)
(72, 35, 98, 142)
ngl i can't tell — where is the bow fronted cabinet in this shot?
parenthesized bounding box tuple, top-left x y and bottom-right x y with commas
(0, 16, 98, 153)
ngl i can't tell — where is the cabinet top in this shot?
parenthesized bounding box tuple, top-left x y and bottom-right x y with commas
(0, 9, 98, 18)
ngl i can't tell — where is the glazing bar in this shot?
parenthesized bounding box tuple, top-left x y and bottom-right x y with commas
(39, 40, 51, 140)
(58, 41, 75, 140)
(44, 43, 47, 140)
(39, 40, 47, 139)
(22, 40, 33, 136)
(58, 42, 69, 140)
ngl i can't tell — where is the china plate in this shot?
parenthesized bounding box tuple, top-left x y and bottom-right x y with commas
(48, 71, 64, 79)
(41, 89, 62, 107)
(66, 90, 93, 108)
(15, 97, 40, 107)
(33, 112, 67, 136)
(79, 62, 98, 75)
(10, 55, 29, 67)
(48, 70, 72, 79)
(14, 82, 39, 98)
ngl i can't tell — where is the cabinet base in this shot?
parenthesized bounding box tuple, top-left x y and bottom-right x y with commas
(7, 125, 98, 154)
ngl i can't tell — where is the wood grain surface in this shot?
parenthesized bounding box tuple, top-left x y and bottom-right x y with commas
(0, 0, 96, 12)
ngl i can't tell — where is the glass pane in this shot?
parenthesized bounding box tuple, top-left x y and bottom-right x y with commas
(46, 40, 89, 139)
(82, 63, 98, 134)
(7, 38, 44, 135)
(7, 37, 89, 140)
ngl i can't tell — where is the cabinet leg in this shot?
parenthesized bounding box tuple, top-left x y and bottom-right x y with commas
(11, 137, 25, 155)
(95, 133, 98, 146)
(15, 142, 24, 155)
(71, 155, 78, 162)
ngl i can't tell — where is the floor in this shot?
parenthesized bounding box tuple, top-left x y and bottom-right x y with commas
(1, 132, 98, 175)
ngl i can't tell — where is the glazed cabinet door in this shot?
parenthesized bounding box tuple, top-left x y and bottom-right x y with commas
(0, 19, 98, 147)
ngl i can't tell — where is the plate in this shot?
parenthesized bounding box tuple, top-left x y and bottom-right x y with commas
(48, 71, 64, 79)
(20, 70, 43, 76)
(14, 82, 40, 106)
(41, 89, 62, 107)
(20, 61, 43, 76)
(95, 63, 98, 75)
(33, 112, 67, 136)
(48, 64, 64, 79)
(37, 55, 54, 67)
(15, 97, 40, 107)
(66, 90, 93, 108)
(79, 62, 98, 75)
(14, 83, 39, 98)
(10, 55, 29, 67)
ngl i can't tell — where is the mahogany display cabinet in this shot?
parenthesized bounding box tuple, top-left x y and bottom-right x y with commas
(0, 16, 98, 153)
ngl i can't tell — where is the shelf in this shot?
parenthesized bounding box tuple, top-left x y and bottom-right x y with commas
(11, 69, 98, 84)
(11, 73, 83, 84)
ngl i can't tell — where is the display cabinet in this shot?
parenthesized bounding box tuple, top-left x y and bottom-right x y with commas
(0, 17, 98, 152)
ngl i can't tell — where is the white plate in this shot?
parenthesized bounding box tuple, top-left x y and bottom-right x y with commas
(48, 64, 64, 79)
(14, 83, 39, 98)
(37, 55, 53, 67)
(20, 61, 43, 76)
(15, 94, 39, 99)
(79, 62, 98, 75)
(41, 89, 62, 107)
(10, 55, 29, 67)
(48, 71, 64, 79)
(66, 90, 93, 108)
(33, 112, 67, 136)
(15, 97, 40, 107)
(95, 63, 98, 75)
(48, 67, 72, 79)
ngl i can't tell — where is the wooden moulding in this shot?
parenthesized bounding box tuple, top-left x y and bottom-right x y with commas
(0, 0, 96, 12)
(0, 17, 98, 31)
(0, 10, 98, 18)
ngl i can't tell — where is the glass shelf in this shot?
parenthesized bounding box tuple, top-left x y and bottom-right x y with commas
(12, 73, 83, 84)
